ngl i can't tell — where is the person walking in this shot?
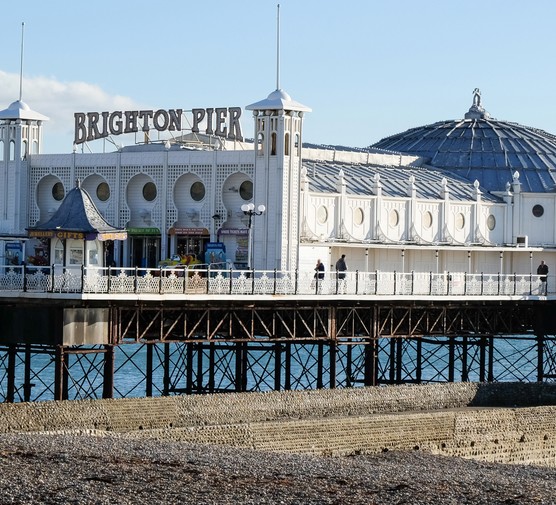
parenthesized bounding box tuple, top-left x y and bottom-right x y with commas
(537, 260, 549, 295)
(335, 254, 347, 294)
(314, 259, 325, 280)
(335, 254, 347, 280)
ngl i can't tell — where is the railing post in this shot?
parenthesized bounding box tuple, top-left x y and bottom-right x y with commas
(447, 272, 451, 295)
(530, 273, 533, 295)
(50, 264, 55, 293)
(107, 266, 112, 294)
(23, 263, 27, 292)
(273, 269, 277, 295)
(374, 270, 378, 295)
(429, 271, 432, 295)
(464, 272, 467, 295)
(513, 273, 517, 295)
(315, 273, 319, 295)
(295, 269, 298, 294)
(159, 267, 163, 294)
(497, 272, 500, 295)
(81, 264, 85, 293)
(355, 270, 359, 295)
(229, 268, 233, 294)
(393, 271, 397, 295)
(411, 270, 414, 295)
(251, 268, 255, 295)
(207, 266, 211, 294)
(481, 272, 484, 295)
(134, 266, 138, 293)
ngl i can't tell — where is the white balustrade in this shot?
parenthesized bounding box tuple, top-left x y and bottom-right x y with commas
(0, 266, 547, 298)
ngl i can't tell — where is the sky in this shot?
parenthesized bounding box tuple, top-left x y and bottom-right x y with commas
(2, 0, 556, 154)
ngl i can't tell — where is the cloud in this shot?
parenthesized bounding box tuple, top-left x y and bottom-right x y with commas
(0, 70, 142, 152)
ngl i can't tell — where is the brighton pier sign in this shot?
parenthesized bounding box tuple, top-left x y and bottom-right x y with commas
(74, 107, 243, 145)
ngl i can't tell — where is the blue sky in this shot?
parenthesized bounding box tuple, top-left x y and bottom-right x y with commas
(2, 0, 556, 154)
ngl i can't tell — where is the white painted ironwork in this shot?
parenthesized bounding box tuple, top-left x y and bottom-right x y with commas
(0, 265, 549, 298)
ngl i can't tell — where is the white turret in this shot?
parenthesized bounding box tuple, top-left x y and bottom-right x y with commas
(246, 89, 311, 270)
(0, 100, 49, 233)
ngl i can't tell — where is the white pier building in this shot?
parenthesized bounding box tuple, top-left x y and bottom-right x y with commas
(0, 86, 555, 292)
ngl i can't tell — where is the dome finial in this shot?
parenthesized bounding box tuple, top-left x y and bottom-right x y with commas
(465, 88, 491, 120)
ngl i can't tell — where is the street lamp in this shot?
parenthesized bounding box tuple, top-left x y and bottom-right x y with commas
(241, 203, 266, 270)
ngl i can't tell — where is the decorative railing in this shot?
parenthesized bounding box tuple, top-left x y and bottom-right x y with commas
(0, 265, 550, 297)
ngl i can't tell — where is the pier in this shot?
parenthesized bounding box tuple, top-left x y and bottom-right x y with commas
(0, 265, 554, 402)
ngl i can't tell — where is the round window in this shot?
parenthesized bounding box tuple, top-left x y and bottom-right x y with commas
(532, 204, 544, 217)
(52, 182, 65, 201)
(353, 207, 364, 226)
(422, 211, 433, 229)
(389, 209, 399, 227)
(142, 182, 157, 202)
(455, 213, 465, 230)
(487, 214, 496, 231)
(239, 180, 253, 201)
(96, 182, 110, 202)
(317, 206, 328, 224)
(190, 181, 205, 202)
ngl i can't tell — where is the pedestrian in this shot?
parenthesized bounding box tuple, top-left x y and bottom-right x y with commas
(335, 254, 347, 280)
(314, 259, 325, 280)
(537, 260, 549, 294)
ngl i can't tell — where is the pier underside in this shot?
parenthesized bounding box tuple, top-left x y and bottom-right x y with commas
(0, 298, 555, 402)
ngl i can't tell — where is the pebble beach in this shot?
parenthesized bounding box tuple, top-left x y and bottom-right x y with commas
(0, 433, 555, 504)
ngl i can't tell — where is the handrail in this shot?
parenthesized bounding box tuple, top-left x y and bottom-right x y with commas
(0, 265, 551, 298)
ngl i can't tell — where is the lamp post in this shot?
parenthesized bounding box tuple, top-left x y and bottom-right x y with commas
(241, 203, 266, 270)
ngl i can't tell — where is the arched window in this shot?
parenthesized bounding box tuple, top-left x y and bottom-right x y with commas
(21, 140, 28, 159)
(9, 140, 15, 161)
(284, 132, 290, 156)
(257, 133, 264, 156)
(0, 140, 4, 161)
(271, 132, 277, 156)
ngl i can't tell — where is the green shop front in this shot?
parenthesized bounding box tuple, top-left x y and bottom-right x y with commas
(126, 227, 161, 268)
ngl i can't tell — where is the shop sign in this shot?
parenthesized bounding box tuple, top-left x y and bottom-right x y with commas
(168, 227, 209, 236)
(98, 231, 128, 241)
(218, 228, 249, 236)
(74, 107, 243, 145)
(29, 230, 85, 239)
(126, 227, 161, 236)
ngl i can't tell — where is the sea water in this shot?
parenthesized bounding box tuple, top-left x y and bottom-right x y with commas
(3, 336, 543, 402)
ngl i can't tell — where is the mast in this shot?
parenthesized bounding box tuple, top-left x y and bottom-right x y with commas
(276, 4, 280, 90)
(19, 22, 25, 102)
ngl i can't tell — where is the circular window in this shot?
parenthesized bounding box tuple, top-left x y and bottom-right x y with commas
(422, 211, 433, 229)
(142, 182, 157, 202)
(52, 182, 65, 201)
(455, 213, 465, 230)
(353, 207, 364, 226)
(487, 214, 496, 231)
(532, 204, 544, 217)
(317, 206, 328, 224)
(389, 209, 399, 227)
(190, 181, 205, 202)
(96, 182, 110, 202)
(239, 180, 253, 201)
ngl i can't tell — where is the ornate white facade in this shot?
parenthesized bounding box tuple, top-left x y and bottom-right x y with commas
(0, 87, 554, 281)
